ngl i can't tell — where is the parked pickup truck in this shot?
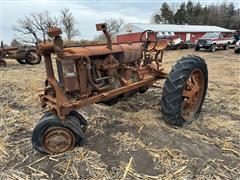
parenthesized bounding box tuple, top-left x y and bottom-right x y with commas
(195, 32, 234, 52)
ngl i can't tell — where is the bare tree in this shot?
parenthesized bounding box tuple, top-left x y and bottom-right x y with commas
(10, 39, 22, 47)
(60, 8, 80, 41)
(13, 17, 39, 44)
(30, 11, 58, 41)
(13, 11, 58, 44)
(94, 18, 125, 43)
(105, 18, 125, 35)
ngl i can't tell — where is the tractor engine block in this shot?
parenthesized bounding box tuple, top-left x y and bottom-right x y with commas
(56, 43, 143, 99)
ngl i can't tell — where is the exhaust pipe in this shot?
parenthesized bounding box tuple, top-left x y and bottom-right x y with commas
(96, 23, 112, 50)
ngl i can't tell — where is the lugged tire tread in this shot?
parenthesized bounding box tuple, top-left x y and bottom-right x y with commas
(161, 55, 208, 126)
(32, 112, 85, 154)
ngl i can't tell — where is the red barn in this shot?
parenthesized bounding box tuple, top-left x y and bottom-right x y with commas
(116, 23, 235, 43)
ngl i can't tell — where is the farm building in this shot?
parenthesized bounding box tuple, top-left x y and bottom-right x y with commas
(116, 23, 235, 43)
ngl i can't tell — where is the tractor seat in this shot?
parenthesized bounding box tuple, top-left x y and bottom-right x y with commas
(147, 39, 169, 52)
(155, 39, 169, 51)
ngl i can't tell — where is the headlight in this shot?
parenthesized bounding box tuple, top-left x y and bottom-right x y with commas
(206, 40, 212, 44)
(236, 41, 240, 45)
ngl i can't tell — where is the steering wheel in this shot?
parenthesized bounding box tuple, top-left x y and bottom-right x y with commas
(140, 30, 157, 52)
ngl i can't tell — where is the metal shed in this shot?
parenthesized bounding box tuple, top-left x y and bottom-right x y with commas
(116, 23, 235, 43)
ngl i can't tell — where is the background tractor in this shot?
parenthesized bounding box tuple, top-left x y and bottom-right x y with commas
(32, 23, 208, 154)
(0, 41, 42, 67)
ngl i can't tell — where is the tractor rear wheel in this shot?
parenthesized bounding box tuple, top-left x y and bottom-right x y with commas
(25, 50, 41, 65)
(16, 59, 27, 64)
(161, 56, 208, 126)
(32, 113, 85, 154)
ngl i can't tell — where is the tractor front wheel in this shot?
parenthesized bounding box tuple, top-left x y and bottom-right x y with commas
(161, 56, 208, 126)
(32, 112, 86, 154)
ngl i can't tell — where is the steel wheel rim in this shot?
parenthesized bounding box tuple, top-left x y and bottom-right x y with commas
(43, 127, 75, 154)
(181, 69, 204, 120)
(28, 52, 39, 63)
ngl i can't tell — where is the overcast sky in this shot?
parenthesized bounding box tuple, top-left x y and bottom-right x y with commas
(1, 0, 239, 44)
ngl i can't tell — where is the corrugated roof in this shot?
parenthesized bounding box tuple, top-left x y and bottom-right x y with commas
(117, 23, 235, 35)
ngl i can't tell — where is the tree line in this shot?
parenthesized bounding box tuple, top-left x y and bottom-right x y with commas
(152, 1, 240, 31)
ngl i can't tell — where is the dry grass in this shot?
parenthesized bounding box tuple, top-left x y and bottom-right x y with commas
(0, 48, 239, 179)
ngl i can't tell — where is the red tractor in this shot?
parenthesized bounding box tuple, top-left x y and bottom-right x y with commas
(0, 41, 41, 67)
(33, 24, 208, 154)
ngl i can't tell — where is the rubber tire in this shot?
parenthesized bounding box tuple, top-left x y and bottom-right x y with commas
(102, 97, 119, 106)
(25, 50, 42, 65)
(40, 110, 88, 131)
(224, 43, 229, 50)
(210, 44, 216, 52)
(195, 46, 200, 51)
(161, 55, 208, 126)
(16, 59, 27, 64)
(138, 86, 149, 93)
(69, 111, 88, 132)
(40, 111, 54, 120)
(235, 49, 240, 54)
(32, 114, 84, 154)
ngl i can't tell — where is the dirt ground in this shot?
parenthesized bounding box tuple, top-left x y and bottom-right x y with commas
(0, 48, 239, 179)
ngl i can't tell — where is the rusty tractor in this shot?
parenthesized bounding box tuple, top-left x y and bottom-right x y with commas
(33, 23, 208, 154)
(0, 41, 41, 67)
